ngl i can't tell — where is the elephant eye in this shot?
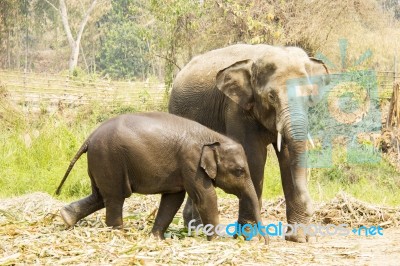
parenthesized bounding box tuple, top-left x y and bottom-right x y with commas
(234, 167, 245, 177)
(268, 92, 276, 103)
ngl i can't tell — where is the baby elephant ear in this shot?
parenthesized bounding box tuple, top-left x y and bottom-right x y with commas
(215, 59, 254, 111)
(200, 143, 220, 180)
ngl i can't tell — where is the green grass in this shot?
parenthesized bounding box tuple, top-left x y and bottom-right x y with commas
(0, 95, 166, 201)
(0, 117, 88, 200)
(1, 93, 399, 206)
(309, 147, 400, 206)
(262, 146, 400, 206)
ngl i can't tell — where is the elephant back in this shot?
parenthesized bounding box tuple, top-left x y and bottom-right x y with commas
(173, 44, 272, 92)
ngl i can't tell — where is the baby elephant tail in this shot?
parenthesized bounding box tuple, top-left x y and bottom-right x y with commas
(55, 140, 89, 195)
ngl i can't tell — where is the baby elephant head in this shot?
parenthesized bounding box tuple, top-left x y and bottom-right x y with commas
(200, 141, 262, 225)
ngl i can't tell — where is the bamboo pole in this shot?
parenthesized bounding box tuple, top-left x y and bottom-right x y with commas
(396, 83, 400, 127)
(387, 82, 400, 128)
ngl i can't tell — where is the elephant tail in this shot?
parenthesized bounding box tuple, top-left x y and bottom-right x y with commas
(55, 140, 89, 195)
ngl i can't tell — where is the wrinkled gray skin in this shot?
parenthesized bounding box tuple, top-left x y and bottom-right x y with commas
(169, 44, 330, 242)
(56, 112, 264, 241)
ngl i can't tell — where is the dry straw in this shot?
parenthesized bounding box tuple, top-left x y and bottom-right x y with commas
(0, 192, 399, 265)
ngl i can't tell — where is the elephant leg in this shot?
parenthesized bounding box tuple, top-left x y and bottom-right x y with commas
(193, 198, 219, 240)
(182, 197, 202, 227)
(104, 197, 125, 228)
(60, 192, 104, 227)
(273, 144, 313, 243)
(151, 191, 186, 239)
(60, 178, 104, 227)
(186, 183, 219, 241)
(242, 141, 267, 208)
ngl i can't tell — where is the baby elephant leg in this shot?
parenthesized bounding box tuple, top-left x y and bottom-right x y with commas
(151, 191, 186, 239)
(186, 184, 219, 241)
(104, 197, 126, 228)
(60, 192, 104, 227)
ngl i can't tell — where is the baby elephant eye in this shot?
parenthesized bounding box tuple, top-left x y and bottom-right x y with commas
(234, 167, 245, 177)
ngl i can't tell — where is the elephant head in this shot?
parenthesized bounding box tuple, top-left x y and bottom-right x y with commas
(215, 47, 329, 227)
(200, 141, 263, 229)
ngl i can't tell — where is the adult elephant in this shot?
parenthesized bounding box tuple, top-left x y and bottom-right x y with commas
(168, 44, 329, 242)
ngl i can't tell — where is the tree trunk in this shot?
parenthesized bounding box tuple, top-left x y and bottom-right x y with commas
(7, 30, 11, 68)
(50, 0, 98, 74)
(69, 42, 80, 74)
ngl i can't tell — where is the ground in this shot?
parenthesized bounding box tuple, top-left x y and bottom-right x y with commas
(0, 192, 399, 265)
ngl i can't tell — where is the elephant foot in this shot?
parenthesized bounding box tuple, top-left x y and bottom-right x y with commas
(206, 234, 217, 241)
(151, 230, 165, 240)
(112, 225, 124, 230)
(284, 224, 311, 243)
(60, 205, 79, 227)
(184, 217, 202, 228)
(260, 234, 270, 245)
(285, 233, 307, 243)
(232, 224, 269, 244)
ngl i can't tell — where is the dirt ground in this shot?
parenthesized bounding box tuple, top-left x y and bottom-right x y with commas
(0, 192, 399, 265)
(268, 227, 400, 265)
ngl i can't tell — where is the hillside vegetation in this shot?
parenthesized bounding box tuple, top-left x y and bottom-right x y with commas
(1, 0, 400, 82)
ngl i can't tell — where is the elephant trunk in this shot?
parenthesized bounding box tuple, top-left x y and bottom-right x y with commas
(237, 179, 269, 243)
(237, 178, 263, 225)
(280, 108, 314, 225)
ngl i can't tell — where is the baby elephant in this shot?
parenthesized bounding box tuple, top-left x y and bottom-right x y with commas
(56, 112, 264, 241)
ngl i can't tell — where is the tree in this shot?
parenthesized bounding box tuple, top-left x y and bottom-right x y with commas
(147, 0, 203, 90)
(97, 0, 150, 79)
(0, 0, 27, 69)
(45, 0, 98, 74)
(0, 0, 18, 68)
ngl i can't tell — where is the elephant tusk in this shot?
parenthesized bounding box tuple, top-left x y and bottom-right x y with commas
(277, 132, 282, 152)
(307, 133, 315, 149)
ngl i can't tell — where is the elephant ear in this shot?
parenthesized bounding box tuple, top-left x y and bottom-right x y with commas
(215, 60, 254, 111)
(200, 143, 220, 180)
(307, 58, 331, 106)
(310, 57, 330, 86)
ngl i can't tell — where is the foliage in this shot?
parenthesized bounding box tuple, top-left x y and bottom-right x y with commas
(1, 0, 399, 83)
(146, 0, 203, 90)
(97, 0, 150, 79)
(212, 0, 282, 45)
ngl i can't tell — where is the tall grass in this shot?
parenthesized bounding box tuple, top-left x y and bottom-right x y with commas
(0, 90, 167, 200)
(0, 117, 89, 199)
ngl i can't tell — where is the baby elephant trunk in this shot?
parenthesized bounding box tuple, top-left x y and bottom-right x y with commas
(237, 181, 269, 244)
